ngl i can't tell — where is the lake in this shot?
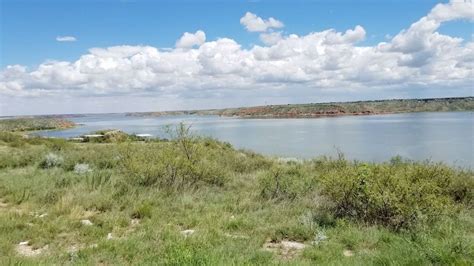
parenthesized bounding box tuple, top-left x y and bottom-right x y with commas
(35, 112, 474, 168)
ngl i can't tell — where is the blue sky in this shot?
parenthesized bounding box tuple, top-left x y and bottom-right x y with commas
(2, 0, 470, 67)
(0, 0, 473, 115)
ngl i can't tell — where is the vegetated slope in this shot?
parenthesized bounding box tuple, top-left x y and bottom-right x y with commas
(0, 118, 75, 132)
(214, 97, 474, 118)
(125, 96, 474, 118)
(0, 128, 472, 264)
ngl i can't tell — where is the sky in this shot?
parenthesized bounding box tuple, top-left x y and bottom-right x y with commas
(0, 0, 473, 115)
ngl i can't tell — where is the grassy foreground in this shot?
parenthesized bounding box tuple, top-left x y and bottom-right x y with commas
(0, 127, 473, 265)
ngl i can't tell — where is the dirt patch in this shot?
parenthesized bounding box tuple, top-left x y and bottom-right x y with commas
(263, 239, 306, 260)
(180, 229, 195, 237)
(343, 249, 354, 257)
(16, 241, 48, 257)
(224, 233, 249, 239)
(130, 218, 140, 227)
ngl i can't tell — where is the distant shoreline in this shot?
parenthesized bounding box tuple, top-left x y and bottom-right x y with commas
(1, 96, 473, 119)
(126, 96, 474, 119)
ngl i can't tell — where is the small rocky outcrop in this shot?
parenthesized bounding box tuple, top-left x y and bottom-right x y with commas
(263, 239, 306, 260)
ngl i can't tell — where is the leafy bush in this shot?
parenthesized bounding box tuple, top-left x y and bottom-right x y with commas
(319, 162, 473, 230)
(259, 164, 315, 200)
(120, 124, 227, 189)
(120, 142, 226, 188)
(223, 149, 272, 174)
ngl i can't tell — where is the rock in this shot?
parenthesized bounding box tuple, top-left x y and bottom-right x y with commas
(106, 233, 113, 240)
(180, 229, 195, 237)
(343, 249, 354, 257)
(81, 219, 93, 226)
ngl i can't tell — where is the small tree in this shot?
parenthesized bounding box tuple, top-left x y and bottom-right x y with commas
(165, 122, 197, 163)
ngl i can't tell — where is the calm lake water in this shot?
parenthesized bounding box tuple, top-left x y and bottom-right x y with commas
(36, 112, 473, 168)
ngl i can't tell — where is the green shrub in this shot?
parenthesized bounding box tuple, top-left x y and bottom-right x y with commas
(61, 146, 119, 171)
(319, 162, 472, 230)
(43, 138, 71, 151)
(223, 149, 272, 174)
(0, 147, 42, 169)
(86, 171, 112, 190)
(119, 125, 227, 189)
(120, 142, 227, 188)
(132, 202, 153, 219)
(0, 131, 24, 146)
(259, 164, 315, 200)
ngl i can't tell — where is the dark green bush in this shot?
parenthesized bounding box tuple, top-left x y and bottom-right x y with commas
(319, 162, 473, 230)
(132, 201, 153, 219)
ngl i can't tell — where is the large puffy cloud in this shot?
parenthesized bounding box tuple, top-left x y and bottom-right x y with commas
(259, 32, 283, 46)
(240, 12, 284, 32)
(1, 0, 473, 100)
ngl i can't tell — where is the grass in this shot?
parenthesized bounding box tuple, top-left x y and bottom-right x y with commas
(0, 128, 472, 265)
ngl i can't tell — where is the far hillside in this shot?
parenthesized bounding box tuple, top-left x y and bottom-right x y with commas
(126, 97, 474, 118)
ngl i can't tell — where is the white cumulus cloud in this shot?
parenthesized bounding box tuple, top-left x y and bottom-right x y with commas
(240, 12, 284, 32)
(176, 30, 206, 48)
(1, 0, 472, 103)
(259, 32, 283, 46)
